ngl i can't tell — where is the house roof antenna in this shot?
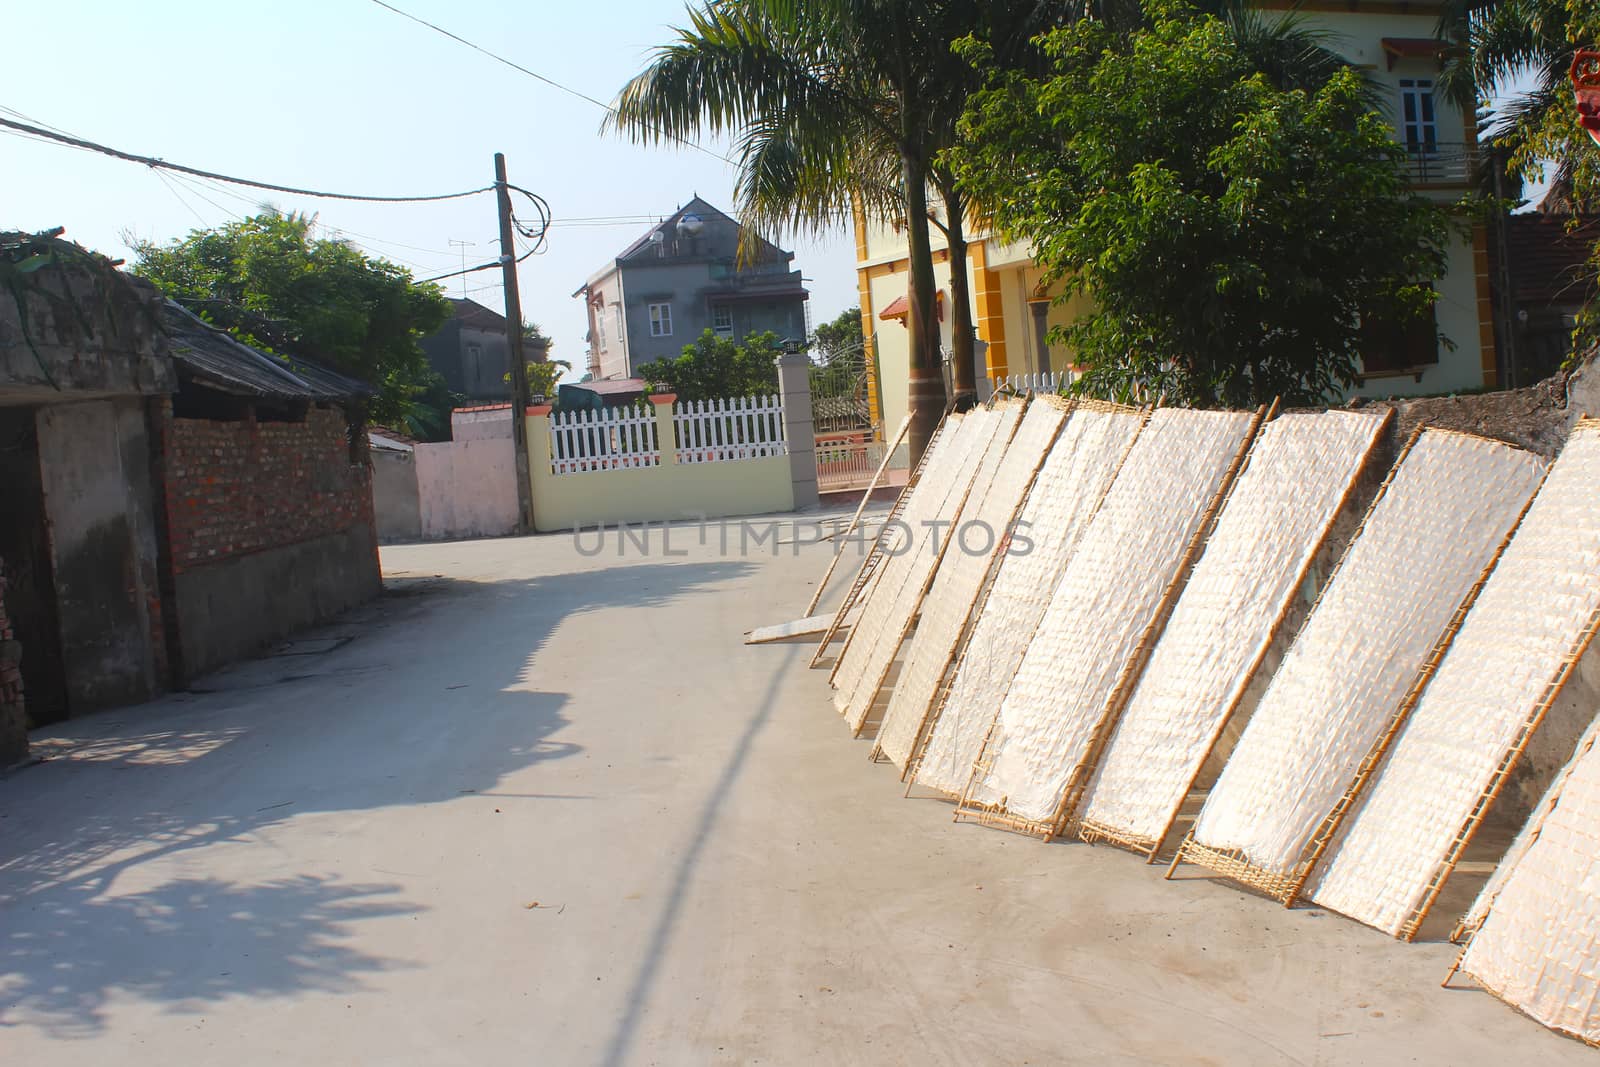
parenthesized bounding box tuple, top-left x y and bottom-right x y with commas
(448, 239, 474, 298)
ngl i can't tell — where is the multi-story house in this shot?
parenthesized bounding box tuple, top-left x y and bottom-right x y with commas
(855, 3, 1491, 439)
(575, 197, 810, 381)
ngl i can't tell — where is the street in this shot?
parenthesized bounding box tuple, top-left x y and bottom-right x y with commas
(1, 517, 1587, 1065)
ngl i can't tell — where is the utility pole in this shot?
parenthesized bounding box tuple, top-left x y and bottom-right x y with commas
(495, 152, 535, 533)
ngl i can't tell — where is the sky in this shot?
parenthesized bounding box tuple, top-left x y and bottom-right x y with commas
(0, 0, 859, 378)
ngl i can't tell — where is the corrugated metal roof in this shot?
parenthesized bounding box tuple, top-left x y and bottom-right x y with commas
(160, 301, 374, 402)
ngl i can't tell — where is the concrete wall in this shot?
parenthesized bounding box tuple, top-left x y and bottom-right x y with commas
(527, 399, 794, 532)
(172, 527, 381, 676)
(0, 247, 175, 404)
(415, 438, 519, 540)
(451, 406, 514, 441)
(35, 398, 165, 713)
(0, 559, 26, 766)
(420, 320, 514, 402)
(162, 404, 381, 679)
(372, 449, 422, 543)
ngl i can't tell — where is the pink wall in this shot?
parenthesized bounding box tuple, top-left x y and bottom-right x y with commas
(414, 438, 518, 540)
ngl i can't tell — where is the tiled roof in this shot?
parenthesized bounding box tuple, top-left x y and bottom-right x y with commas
(160, 301, 373, 401)
(448, 297, 509, 334)
(1503, 215, 1600, 306)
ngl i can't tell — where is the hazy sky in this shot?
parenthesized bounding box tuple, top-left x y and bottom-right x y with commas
(1, 0, 859, 373)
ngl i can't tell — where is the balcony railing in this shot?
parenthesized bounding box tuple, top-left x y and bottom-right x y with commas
(1403, 142, 1472, 185)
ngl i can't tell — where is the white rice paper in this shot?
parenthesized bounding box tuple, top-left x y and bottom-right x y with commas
(874, 399, 1069, 769)
(1190, 430, 1546, 876)
(834, 406, 1017, 732)
(1079, 411, 1389, 846)
(1460, 705, 1600, 1044)
(912, 405, 1146, 796)
(1309, 421, 1600, 936)
(968, 408, 1258, 823)
(827, 413, 973, 690)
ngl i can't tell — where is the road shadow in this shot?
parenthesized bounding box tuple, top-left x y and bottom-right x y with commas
(0, 557, 753, 1037)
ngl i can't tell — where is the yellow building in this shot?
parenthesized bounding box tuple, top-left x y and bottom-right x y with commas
(855, 1, 1493, 439)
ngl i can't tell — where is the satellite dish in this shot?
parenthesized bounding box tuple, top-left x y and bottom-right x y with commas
(676, 213, 705, 238)
(649, 231, 665, 245)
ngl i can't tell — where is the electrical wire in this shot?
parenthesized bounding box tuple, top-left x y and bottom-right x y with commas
(365, 0, 739, 167)
(414, 243, 538, 285)
(0, 114, 495, 203)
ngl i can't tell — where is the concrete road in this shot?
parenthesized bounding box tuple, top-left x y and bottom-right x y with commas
(1, 516, 1585, 1064)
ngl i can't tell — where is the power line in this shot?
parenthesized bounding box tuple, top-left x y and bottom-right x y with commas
(366, 0, 739, 167)
(0, 114, 495, 203)
(414, 243, 538, 286)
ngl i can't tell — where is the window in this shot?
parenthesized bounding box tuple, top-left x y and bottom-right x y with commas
(649, 303, 673, 337)
(712, 304, 734, 337)
(1359, 295, 1439, 378)
(1399, 79, 1438, 155)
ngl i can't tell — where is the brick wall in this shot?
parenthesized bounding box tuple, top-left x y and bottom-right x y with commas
(164, 404, 374, 572)
(0, 556, 26, 764)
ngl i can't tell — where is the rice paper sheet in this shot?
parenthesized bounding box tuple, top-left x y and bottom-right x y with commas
(834, 406, 1017, 732)
(1309, 420, 1600, 936)
(1460, 711, 1600, 1045)
(912, 405, 1146, 796)
(828, 412, 973, 691)
(1191, 430, 1546, 876)
(1079, 411, 1389, 847)
(968, 408, 1258, 823)
(874, 399, 1069, 769)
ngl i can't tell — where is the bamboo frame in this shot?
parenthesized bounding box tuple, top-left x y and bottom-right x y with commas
(1449, 713, 1600, 950)
(1048, 401, 1273, 842)
(1291, 460, 1553, 925)
(1164, 424, 1546, 904)
(847, 400, 1027, 738)
(869, 396, 1073, 767)
(906, 400, 1150, 791)
(804, 414, 913, 617)
(1085, 408, 1395, 864)
(811, 415, 950, 668)
(1163, 423, 1430, 894)
(951, 402, 1269, 838)
(1397, 599, 1600, 941)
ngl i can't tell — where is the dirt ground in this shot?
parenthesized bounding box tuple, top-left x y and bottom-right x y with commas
(0, 515, 1588, 1064)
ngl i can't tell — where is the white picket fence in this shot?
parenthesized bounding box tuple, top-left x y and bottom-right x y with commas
(546, 395, 786, 475)
(673, 395, 786, 464)
(549, 406, 661, 474)
(987, 371, 1070, 397)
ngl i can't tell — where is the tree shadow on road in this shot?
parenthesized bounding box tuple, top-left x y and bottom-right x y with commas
(0, 558, 753, 1037)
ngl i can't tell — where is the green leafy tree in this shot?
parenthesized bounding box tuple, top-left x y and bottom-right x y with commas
(810, 306, 864, 365)
(503, 322, 568, 405)
(608, 1, 1069, 461)
(132, 211, 452, 425)
(636, 329, 782, 401)
(951, 5, 1453, 406)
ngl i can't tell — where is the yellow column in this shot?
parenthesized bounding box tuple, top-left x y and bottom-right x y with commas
(649, 393, 679, 464)
(852, 203, 883, 431)
(970, 242, 1008, 379)
(526, 405, 553, 531)
(1471, 222, 1500, 389)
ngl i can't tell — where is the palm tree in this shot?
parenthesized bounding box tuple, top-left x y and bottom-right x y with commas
(1437, 0, 1597, 207)
(608, 0, 1064, 462)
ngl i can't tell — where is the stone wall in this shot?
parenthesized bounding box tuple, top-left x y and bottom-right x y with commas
(1351, 352, 1599, 459)
(0, 560, 25, 766)
(159, 403, 381, 678)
